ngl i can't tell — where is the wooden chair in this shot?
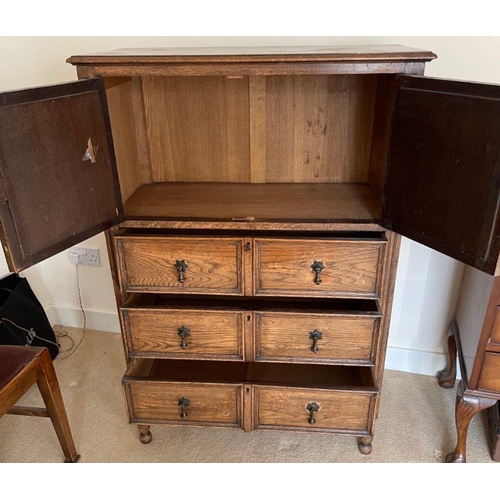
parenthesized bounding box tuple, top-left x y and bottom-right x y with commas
(0, 345, 79, 462)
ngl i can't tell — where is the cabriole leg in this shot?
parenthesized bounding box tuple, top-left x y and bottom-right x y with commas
(438, 319, 457, 389)
(446, 382, 495, 463)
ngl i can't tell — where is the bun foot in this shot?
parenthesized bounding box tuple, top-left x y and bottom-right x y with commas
(358, 436, 372, 455)
(138, 425, 152, 444)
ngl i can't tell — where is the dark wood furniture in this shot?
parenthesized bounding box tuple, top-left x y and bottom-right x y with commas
(489, 403, 500, 461)
(1, 45, 500, 460)
(439, 270, 500, 462)
(0, 345, 79, 462)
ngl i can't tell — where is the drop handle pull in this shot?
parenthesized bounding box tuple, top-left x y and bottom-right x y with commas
(178, 397, 190, 419)
(174, 259, 188, 283)
(306, 402, 320, 425)
(177, 325, 191, 349)
(310, 260, 325, 285)
(309, 329, 323, 353)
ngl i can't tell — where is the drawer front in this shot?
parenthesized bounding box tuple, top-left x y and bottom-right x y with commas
(478, 353, 500, 393)
(116, 236, 244, 295)
(122, 308, 245, 360)
(254, 312, 379, 364)
(125, 381, 243, 427)
(253, 238, 385, 298)
(254, 386, 374, 432)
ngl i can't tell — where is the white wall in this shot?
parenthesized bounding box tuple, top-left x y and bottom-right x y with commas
(1, 36, 499, 375)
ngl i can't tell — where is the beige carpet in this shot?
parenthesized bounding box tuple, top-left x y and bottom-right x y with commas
(0, 327, 496, 463)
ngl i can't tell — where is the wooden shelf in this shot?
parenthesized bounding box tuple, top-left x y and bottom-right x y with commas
(123, 183, 382, 228)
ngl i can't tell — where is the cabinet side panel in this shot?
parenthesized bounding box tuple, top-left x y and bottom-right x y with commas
(142, 76, 251, 183)
(371, 231, 401, 424)
(105, 78, 144, 202)
(368, 75, 397, 189)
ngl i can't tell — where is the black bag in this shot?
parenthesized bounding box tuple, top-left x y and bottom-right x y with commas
(0, 273, 59, 359)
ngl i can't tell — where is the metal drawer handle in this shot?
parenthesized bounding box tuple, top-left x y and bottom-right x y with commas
(174, 259, 188, 283)
(310, 260, 325, 285)
(306, 402, 320, 425)
(177, 325, 191, 349)
(309, 329, 323, 353)
(178, 397, 190, 419)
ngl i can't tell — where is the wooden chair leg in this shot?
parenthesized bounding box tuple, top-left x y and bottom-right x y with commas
(36, 349, 80, 463)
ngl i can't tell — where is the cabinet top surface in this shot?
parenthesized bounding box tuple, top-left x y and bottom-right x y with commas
(67, 44, 437, 65)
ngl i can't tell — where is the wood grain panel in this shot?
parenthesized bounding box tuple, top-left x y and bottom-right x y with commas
(115, 236, 244, 295)
(255, 312, 379, 364)
(105, 78, 143, 201)
(254, 238, 385, 298)
(68, 45, 437, 64)
(127, 381, 242, 426)
(382, 76, 500, 275)
(489, 308, 500, 346)
(76, 62, 418, 78)
(254, 386, 373, 432)
(249, 76, 266, 183)
(368, 75, 397, 189)
(122, 308, 244, 360)
(123, 182, 382, 222)
(142, 76, 250, 182)
(263, 75, 377, 183)
(478, 353, 500, 393)
(0, 79, 123, 272)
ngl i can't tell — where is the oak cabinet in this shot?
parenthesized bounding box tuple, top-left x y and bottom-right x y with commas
(2, 44, 500, 458)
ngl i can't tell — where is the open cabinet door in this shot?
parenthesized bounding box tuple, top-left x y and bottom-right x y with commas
(382, 75, 500, 275)
(0, 79, 124, 272)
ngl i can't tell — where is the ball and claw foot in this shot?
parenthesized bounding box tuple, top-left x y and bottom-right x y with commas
(138, 425, 152, 444)
(358, 436, 373, 455)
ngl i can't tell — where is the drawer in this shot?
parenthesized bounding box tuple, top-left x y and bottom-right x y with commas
(115, 236, 245, 295)
(122, 306, 245, 360)
(254, 311, 380, 364)
(123, 359, 245, 428)
(253, 386, 374, 433)
(123, 360, 376, 433)
(253, 237, 386, 298)
(478, 352, 500, 393)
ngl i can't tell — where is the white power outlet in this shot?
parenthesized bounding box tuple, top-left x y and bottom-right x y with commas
(68, 246, 101, 266)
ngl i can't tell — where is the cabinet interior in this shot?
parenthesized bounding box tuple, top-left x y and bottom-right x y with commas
(125, 358, 376, 389)
(105, 74, 396, 223)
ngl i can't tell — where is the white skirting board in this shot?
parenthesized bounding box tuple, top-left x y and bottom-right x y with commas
(46, 305, 121, 334)
(385, 345, 462, 379)
(45, 305, 461, 379)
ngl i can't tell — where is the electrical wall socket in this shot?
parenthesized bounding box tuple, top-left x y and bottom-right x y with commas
(68, 246, 101, 266)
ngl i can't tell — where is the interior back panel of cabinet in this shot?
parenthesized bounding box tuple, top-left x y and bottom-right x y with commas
(254, 75, 378, 183)
(138, 75, 379, 184)
(142, 76, 251, 182)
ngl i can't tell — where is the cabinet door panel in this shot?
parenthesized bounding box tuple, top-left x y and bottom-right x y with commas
(0, 79, 123, 271)
(382, 75, 500, 275)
